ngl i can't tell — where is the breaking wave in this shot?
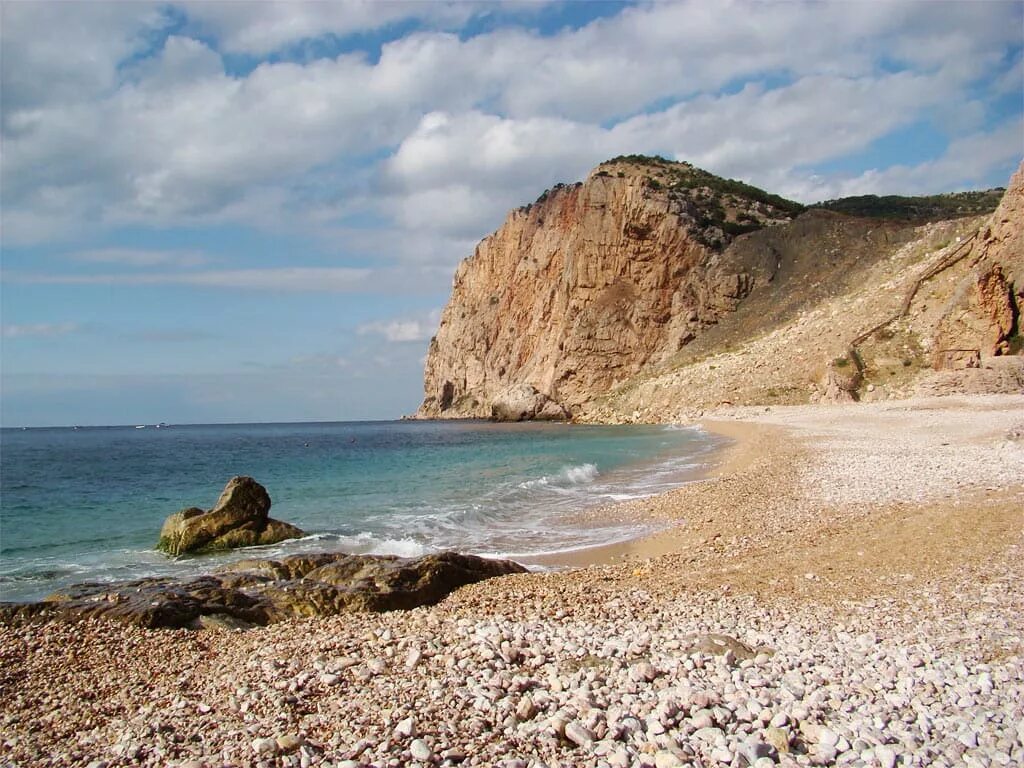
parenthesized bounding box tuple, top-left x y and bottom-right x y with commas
(519, 462, 599, 489)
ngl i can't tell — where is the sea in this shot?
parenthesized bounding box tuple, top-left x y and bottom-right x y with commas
(0, 420, 727, 603)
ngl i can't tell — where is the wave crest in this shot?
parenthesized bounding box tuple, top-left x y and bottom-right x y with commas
(519, 462, 599, 489)
(561, 462, 599, 484)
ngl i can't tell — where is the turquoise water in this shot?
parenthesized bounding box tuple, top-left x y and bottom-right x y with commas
(0, 420, 725, 602)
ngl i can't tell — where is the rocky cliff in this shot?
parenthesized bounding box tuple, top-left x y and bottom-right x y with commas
(931, 162, 1022, 358)
(418, 157, 801, 419)
(418, 156, 1021, 422)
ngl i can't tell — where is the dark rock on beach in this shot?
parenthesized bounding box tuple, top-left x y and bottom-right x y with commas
(156, 475, 305, 556)
(0, 551, 527, 629)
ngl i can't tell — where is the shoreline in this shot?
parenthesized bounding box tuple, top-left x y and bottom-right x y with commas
(0, 420, 718, 605)
(529, 394, 1024, 584)
(519, 418, 772, 570)
(536, 393, 1024, 606)
(2, 394, 1023, 767)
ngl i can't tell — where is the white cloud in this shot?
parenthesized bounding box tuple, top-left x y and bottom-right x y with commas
(382, 111, 605, 237)
(182, 1, 485, 55)
(607, 71, 959, 193)
(357, 310, 441, 343)
(1, 0, 1021, 251)
(805, 118, 1024, 200)
(460, 0, 1019, 122)
(70, 248, 208, 268)
(1, 27, 484, 242)
(2, 323, 79, 339)
(380, 67, 970, 237)
(3, 266, 460, 295)
(129, 329, 215, 343)
(386, 111, 602, 191)
(0, 2, 167, 115)
(993, 50, 1024, 96)
(7, 267, 372, 292)
(289, 353, 350, 369)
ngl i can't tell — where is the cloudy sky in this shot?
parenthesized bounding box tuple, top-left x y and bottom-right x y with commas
(2, 0, 1021, 426)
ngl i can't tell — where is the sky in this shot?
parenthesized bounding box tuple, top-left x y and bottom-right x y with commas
(1, 1, 1022, 427)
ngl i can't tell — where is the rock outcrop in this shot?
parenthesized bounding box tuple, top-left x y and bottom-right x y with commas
(490, 383, 570, 421)
(821, 358, 863, 403)
(0, 552, 527, 628)
(157, 476, 304, 556)
(932, 161, 1022, 357)
(418, 157, 801, 420)
(419, 154, 1019, 420)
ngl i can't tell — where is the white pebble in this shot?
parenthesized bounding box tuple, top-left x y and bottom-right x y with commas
(410, 738, 431, 761)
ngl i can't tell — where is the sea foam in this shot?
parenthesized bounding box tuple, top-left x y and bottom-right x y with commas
(518, 462, 599, 489)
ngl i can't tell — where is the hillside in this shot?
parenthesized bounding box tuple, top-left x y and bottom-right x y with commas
(418, 157, 1023, 422)
(811, 189, 1004, 222)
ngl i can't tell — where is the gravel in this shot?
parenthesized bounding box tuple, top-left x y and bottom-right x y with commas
(3, 553, 1021, 768)
(726, 395, 1024, 505)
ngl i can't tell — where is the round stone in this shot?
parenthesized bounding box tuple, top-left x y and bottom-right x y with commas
(410, 738, 432, 761)
(654, 751, 683, 768)
(251, 737, 277, 755)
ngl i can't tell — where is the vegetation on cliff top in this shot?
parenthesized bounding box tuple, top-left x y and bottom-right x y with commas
(604, 154, 807, 217)
(517, 154, 1003, 234)
(809, 189, 1004, 223)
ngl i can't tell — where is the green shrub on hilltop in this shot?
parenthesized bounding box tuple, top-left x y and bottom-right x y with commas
(607, 153, 673, 166)
(667, 168, 806, 216)
(602, 154, 806, 218)
(811, 190, 1004, 223)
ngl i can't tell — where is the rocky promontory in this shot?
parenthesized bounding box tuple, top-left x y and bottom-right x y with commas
(157, 476, 304, 556)
(417, 157, 803, 421)
(418, 156, 1019, 422)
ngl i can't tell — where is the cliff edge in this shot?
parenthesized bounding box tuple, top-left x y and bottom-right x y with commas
(418, 156, 1021, 422)
(417, 157, 802, 419)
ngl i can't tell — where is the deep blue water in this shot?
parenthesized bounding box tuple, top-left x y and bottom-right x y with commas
(0, 420, 725, 602)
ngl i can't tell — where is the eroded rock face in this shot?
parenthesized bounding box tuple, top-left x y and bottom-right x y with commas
(933, 161, 1023, 357)
(157, 476, 304, 556)
(1, 552, 527, 629)
(418, 159, 798, 420)
(821, 359, 862, 403)
(490, 383, 570, 422)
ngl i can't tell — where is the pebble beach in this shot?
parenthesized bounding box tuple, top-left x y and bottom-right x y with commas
(3, 394, 1023, 768)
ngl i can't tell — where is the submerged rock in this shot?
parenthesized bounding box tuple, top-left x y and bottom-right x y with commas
(156, 476, 304, 556)
(0, 551, 526, 629)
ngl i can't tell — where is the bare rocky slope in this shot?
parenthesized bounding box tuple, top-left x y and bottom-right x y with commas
(418, 157, 1022, 422)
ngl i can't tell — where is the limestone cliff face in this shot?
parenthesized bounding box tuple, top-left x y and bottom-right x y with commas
(932, 160, 1023, 357)
(417, 159, 799, 419)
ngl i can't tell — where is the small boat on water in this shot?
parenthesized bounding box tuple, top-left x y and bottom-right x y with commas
(135, 425, 145, 429)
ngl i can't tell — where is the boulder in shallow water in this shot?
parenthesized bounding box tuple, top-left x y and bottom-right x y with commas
(156, 476, 304, 556)
(0, 551, 527, 629)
